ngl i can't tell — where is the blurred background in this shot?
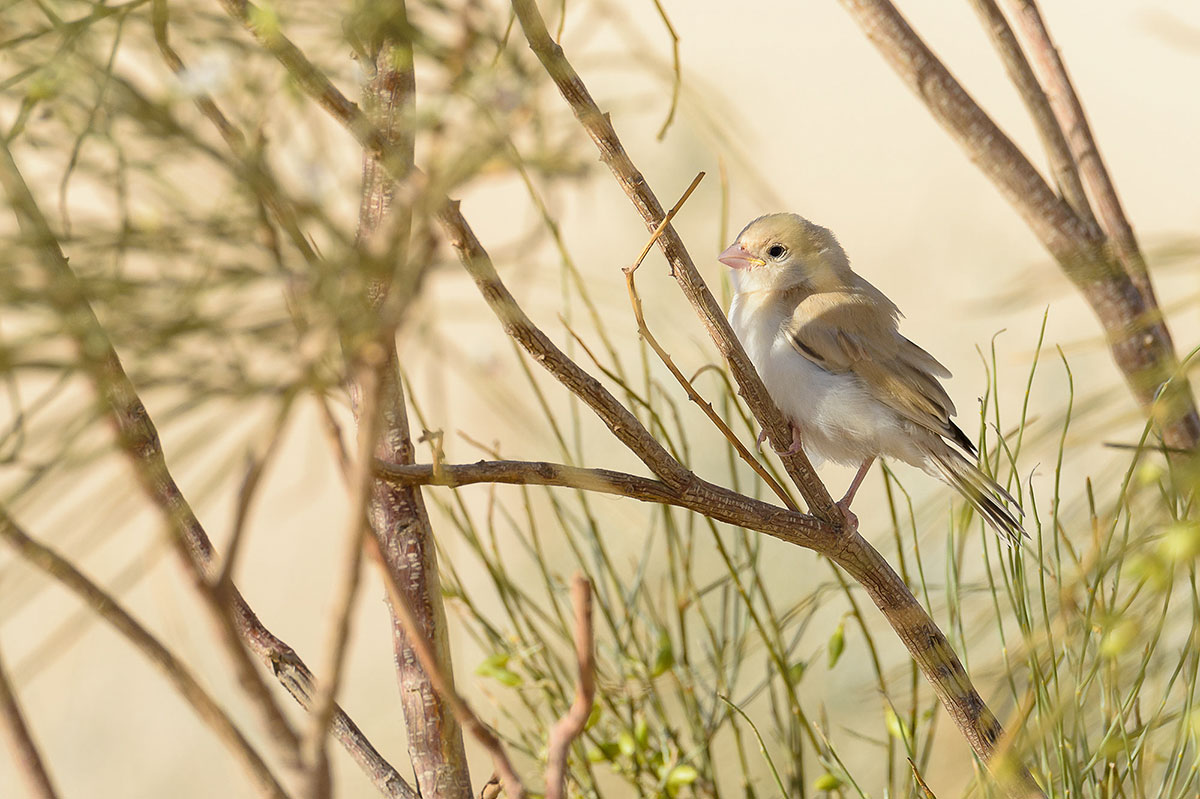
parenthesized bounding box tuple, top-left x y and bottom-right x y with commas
(2, 0, 1199, 796)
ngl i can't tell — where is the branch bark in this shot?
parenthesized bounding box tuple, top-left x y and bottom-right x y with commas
(200, 3, 1042, 792)
(349, 17, 473, 799)
(0, 131, 414, 799)
(835, 0, 1199, 452)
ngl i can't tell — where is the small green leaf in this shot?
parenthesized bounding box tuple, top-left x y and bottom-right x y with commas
(617, 731, 636, 758)
(634, 717, 650, 748)
(585, 702, 602, 730)
(786, 660, 807, 685)
(651, 629, 675, 677)
(665, 764, 699, 795)
(1100, 619, 1137, 659)
(587, 741, 620, 762)
(884, 706, 909, 742)
(1161, 521, 1200, 562)
(814, 772, 843, 791)
(827, 621, 846, 669)
(475, 653, 522, 686)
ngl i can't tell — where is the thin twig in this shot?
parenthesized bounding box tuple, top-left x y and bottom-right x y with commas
(0, 509, 290, 799)
(0, 138, 303, 773)
(0, 640, 59, 799)
(508, 0, 839, 523)
(623, 172, 796, 510)
(304, 354, 390, 799)
(544, 575, 595, 799)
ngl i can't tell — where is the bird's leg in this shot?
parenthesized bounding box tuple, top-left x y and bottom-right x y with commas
(835, 457, 875, 532)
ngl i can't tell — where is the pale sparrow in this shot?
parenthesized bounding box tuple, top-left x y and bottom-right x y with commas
(720, 213, 1023, 541)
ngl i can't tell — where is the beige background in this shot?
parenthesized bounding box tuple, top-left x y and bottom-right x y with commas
(2, 0, 1198, 796)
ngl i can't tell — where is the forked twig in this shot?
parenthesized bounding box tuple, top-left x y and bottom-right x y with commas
(623, 172, 797, 510)
(544, 575, 595, 799)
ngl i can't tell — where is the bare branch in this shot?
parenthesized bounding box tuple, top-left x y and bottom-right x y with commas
(348, 10, 473, 796)
(0, 510, 290, 799)
(1002, 0, 1150, 297)
(200, 2, 1043, 791)
(544, 575, 595, 799)
(375, 459, 827, 545)
(508, 0, 839, 521)
(965, 0, 1096, 230)
(0, 138, 303, 772)
(369, 534, 527, 799)
(833, 0, 1199, 451)
(623, 172, 797, 510)
(0, 130, 414, 799)
(304, 356, 389, 799)
(0, 641, 59, 799)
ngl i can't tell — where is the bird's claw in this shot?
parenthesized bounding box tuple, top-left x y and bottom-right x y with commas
(758, 425, 804, 456)
(835, 500, 859, 534)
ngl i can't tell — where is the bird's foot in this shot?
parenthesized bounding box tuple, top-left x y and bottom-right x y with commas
(835, 499, 859, 534)
(763, 425, 803, 456)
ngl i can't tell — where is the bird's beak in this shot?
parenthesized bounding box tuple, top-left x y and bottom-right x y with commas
(718, 242, 764, 270)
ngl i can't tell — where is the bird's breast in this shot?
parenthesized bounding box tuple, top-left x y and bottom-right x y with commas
(729, 293, 904, 466)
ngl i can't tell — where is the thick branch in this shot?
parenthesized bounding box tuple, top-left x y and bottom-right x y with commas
(349, 19, 473, 799)
(965, 0, 1096, 230)
(202, 3, 1040, 791)
(835, 0, 1199, 451)
(377, 459, 1041, 795)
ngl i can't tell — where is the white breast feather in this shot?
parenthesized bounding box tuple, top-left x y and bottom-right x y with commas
(729, 292, 914, 468)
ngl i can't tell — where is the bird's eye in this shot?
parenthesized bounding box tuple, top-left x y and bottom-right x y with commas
(767, 244, 787, 259)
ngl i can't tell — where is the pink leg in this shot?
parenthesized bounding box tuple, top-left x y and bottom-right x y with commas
(835, 457, 875, 532)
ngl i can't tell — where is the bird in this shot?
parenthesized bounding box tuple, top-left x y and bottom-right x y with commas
(719, 213, 1024, 541)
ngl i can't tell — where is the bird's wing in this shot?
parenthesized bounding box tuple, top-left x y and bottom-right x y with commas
(785, 291, 971, 449)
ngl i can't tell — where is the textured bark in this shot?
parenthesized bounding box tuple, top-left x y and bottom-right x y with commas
(351, 31, 473, 799)
(837, 0, 1199, 452)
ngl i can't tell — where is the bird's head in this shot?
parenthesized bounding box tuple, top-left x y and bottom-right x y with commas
(718, 213, 850, 294)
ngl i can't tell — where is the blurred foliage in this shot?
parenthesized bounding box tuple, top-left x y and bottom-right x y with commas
(1, 1, 1199, 799)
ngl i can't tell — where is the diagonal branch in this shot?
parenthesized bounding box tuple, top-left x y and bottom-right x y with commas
(0, 638, 60, 799)
(0, 509, 289, 799)
(0, 135, 413, 799)
(834, 0, 1199, 452)
(1002, 0, 1153, 301)
(0, 139, 302, 773)
(509, 0, 839, 523)
(505, 2, 1043, 793)
(965, 0, 1096, 231)
(201, 3, 1041, 793)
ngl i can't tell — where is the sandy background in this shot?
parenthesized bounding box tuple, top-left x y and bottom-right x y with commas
(2, 0, 1199, 796)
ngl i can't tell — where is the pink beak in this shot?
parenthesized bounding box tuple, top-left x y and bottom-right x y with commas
(718, 242, 762, 270)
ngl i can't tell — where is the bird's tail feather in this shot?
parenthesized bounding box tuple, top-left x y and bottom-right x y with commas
(925, 446, 1025, 543)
